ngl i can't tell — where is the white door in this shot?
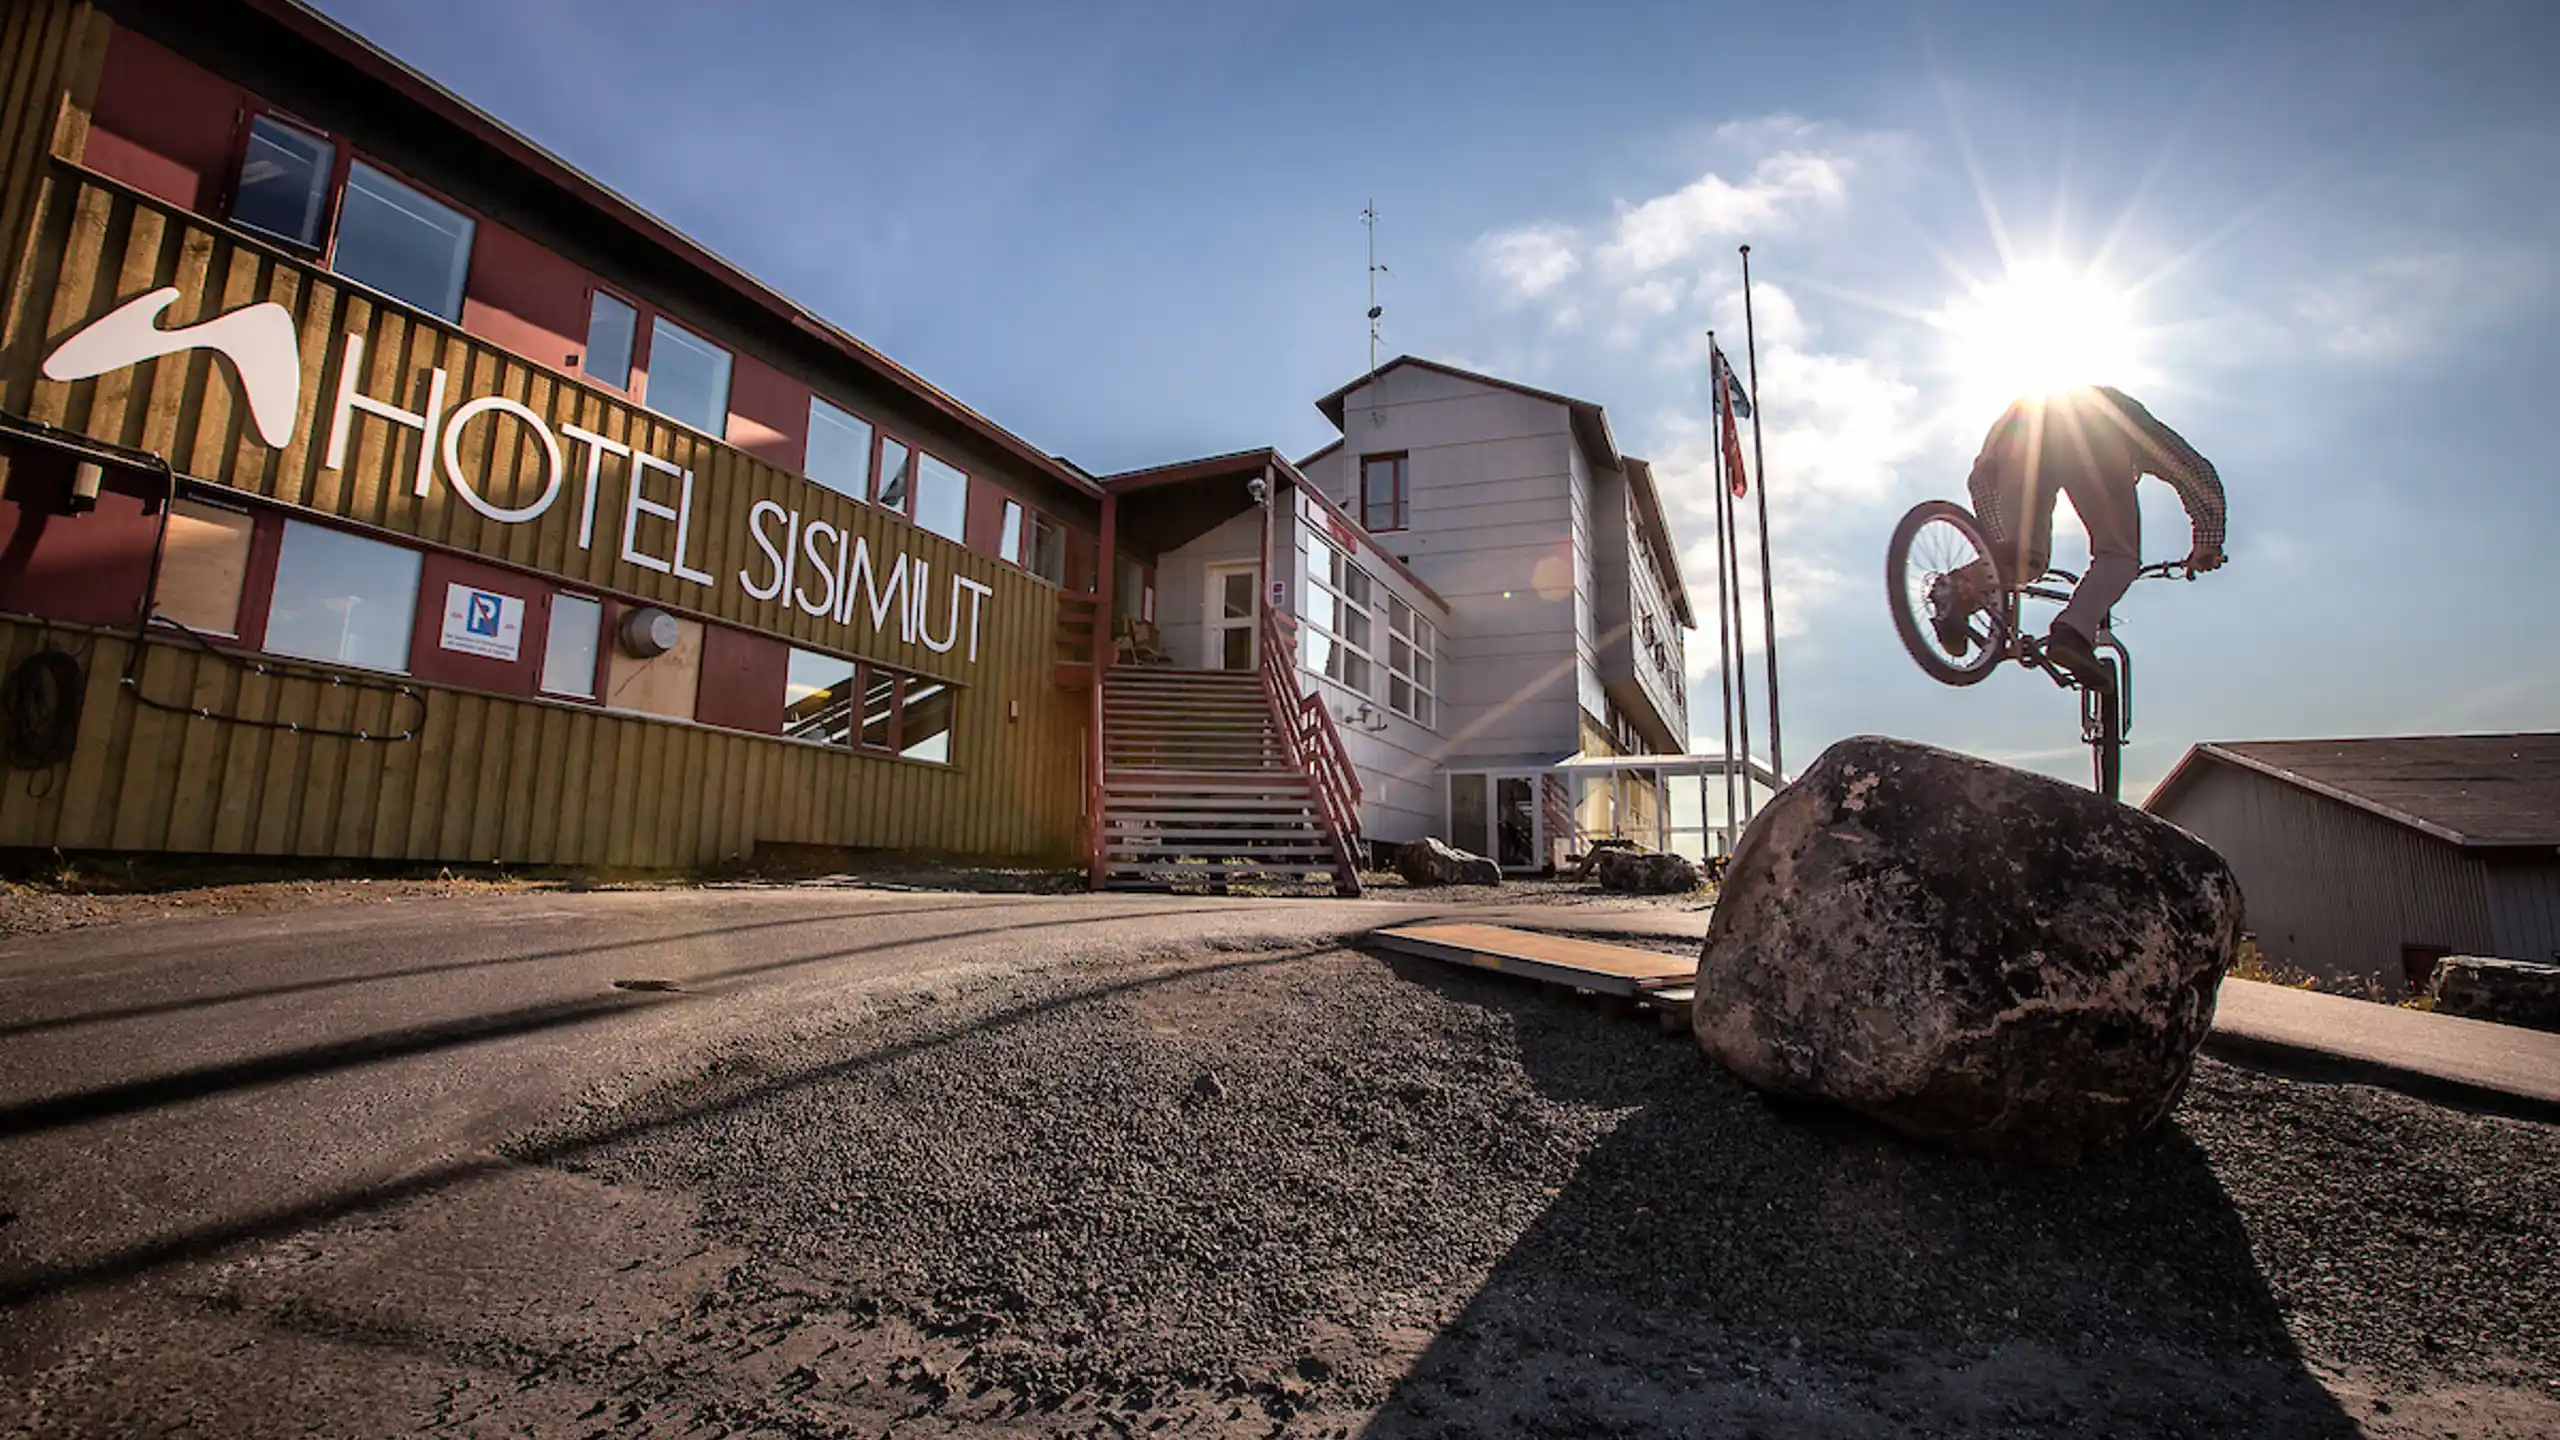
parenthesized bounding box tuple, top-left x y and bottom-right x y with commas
(1203, 563, 1259, 670)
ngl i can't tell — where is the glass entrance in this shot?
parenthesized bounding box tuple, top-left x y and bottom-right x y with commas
(1496, 777, 1535, 868)
(1449, 772, 1488, 857)
(1204, 564, 1259, 670)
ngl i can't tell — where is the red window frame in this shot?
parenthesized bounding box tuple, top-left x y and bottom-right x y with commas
(1360, 453, 1409, 533)
(853, 659, 903, 754)
(870, 429, 916, 518)
(217, 101, 351, 256)
(574, 284, 644, 395)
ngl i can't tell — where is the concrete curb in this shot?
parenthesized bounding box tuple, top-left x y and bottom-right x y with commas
(2202, 979, 2560, 1125)
(2199, 1028, 2560, 1125)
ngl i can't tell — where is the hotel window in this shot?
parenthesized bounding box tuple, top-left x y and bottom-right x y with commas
(1301, 532, 1375, 695)
(858, 664, 898, 750)
(1387, 596, 1437, 728)
(783, 648, 858, 746)
(332, 161, 476, 322)
(1361, 453, 1408, 533)
(875, 439, 914, 514)
(230, 115, 334, 248)
(899, 675, 954, 764)
(643, 316, 732, 438)
(583, 292, 637, 390)
(807, 397, 874, 501)
(998, 500, 1024, 564)
(152, 499, 257, 637)
(263, 520, 423, 674)
(540, 594, 603, 699)
(914, 453, 968, 543)
(780, 653, 947, 762)
(1027, 512, 1066, 585)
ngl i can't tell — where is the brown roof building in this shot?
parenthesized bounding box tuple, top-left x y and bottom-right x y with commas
(2145, 734, 2560, 989)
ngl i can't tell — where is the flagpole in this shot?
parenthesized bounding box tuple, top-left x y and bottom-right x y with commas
(1720, 349, 1757, 826)
(1708, 333, 1738, 856)
(1740, 244, 1782, 788)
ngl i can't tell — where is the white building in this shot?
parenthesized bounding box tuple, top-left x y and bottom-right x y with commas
(1092, 357, 1766, 889)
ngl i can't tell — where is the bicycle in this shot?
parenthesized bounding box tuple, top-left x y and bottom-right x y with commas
(1884, 498, 2194, 801)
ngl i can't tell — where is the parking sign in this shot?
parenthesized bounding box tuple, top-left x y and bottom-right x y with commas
(440, 583, 525, 661)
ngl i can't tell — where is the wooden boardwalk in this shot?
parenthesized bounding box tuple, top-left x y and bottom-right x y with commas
(1369, 922, 1696, 997)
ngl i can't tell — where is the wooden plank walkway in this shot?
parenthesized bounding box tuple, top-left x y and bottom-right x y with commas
(1369, 923, 1696, 997)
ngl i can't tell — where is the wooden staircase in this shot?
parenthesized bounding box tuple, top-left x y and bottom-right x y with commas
(1098, 665, 1358, 894)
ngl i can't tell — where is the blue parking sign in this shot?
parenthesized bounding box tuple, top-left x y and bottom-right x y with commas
(440, 583, 525, 661)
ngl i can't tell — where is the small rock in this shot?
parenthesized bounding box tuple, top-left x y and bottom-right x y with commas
(2429, 957, 2560, 1033)
(1593, 848, 1700, 894)
(1393, 838, 1501, 887)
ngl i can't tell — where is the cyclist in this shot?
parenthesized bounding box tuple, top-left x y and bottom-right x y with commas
(1933, 385, 2226, 687)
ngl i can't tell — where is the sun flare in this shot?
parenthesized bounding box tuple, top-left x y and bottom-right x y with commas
(1938, 262, 2144, 416)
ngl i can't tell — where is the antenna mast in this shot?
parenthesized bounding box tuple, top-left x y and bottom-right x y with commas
(1362, 201, 1389, 404)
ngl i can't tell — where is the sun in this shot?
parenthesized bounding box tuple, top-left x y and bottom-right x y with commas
(1936, 262, 2144, 416)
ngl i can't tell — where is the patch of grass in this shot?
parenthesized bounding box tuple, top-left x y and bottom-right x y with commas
(2227, 939, 2318, 990)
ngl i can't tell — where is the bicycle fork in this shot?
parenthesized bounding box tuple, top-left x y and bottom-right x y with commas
(2080, 631, 2133, 802)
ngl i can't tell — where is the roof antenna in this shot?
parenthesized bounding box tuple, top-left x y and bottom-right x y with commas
(1363, 200, 1390, 426)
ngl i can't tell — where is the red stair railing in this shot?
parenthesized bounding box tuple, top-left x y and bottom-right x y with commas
(1259, 605, 1363, 895)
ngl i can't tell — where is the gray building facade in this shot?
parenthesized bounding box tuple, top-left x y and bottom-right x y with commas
(2144, 735, 2560, 990)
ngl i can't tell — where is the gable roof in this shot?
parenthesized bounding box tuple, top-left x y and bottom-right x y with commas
(1095, 449, 1450, 613)
(229, 0, 1100, 500)
(1313, 356, 1694, 627)
(2145, 733, 2560, 849)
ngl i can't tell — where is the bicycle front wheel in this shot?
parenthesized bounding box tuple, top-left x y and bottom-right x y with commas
(1886, 499, 2004, 687)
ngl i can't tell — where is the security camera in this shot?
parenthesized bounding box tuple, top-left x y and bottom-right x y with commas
(1246, 476, 1269, 506)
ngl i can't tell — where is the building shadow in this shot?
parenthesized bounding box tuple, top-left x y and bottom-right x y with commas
(1358, 956, 2363, 1440)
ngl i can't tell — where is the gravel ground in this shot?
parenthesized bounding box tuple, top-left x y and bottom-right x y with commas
(0, 859, 1082, 937)
(1356, 871, 1716, 913)
(524, 943, 2560, 1438)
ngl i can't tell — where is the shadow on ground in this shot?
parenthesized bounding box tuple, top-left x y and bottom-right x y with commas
(1359, 954, 2362, 1440)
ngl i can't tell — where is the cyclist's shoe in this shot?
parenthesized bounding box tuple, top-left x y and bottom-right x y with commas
(1928, 575, 1974, 656)
(2044, 620, 2113, 690)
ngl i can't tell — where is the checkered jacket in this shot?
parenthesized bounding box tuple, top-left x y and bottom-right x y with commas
(1968, 387, 2226, 557)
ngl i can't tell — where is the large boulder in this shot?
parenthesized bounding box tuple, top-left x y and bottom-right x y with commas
(1595, 848, 1701, 894)
(1395, 837, 1501, 887)
(1692, 736, 2244, 1165)
(2431, 957, 2560, 1033)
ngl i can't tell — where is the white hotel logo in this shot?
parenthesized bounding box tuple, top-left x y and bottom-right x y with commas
(40, 290, 991, 663)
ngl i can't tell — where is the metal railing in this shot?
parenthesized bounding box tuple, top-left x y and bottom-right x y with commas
(1258, 605, 1363, 895)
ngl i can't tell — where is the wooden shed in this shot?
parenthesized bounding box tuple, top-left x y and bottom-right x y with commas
(2143, 734, 2560, 991)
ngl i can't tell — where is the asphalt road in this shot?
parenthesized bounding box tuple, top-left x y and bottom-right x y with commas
(0, 887, 1642, 1309)
(1, 886, 2552, 1438)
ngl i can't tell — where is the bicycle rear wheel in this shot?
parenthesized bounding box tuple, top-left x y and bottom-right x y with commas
(1886, 500, 2004, 687)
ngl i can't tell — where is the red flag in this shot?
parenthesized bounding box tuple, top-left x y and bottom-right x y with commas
(1715, 350, 1750, 498)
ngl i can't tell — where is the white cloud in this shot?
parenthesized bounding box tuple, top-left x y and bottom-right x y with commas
(1472, 224, 1582, 302)
(1595, 152, 1850, 275)
(1461, 113, 1930, 755)
(2291, 245, 2547, 360)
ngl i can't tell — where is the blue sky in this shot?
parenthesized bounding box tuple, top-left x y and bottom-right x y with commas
(318, 0, 2559, 794)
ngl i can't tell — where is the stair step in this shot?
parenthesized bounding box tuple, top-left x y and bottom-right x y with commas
(1105, 823, 1329, 839)
(1102, 772, 1310, 786)
(1105, 862, 1341, 880)
(1105, 840, 1341, 850)
(1102, 798, 1309, 812)
(1105, 707, 1270, 717)
(1104, 800, 1315, 814)
(1107, 753, 1288, 763)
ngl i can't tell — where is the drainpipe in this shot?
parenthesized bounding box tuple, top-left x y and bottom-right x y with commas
(1257, 463, 1276, 637)
(1087, 488, 1117, 889)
